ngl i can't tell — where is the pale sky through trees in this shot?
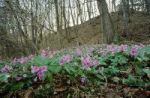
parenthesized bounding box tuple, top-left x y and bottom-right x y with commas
(0, 0, 120, 32)
(63, 0, 120, 26)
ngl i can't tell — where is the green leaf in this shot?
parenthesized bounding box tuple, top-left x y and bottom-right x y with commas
(110, 53, 128, 66)
(123, 75, 136, 85)
(137, 45, 150, 61)
(48, 65, 62, 73)
(98, 57, 107, 65)
(103, 66, 119, 76)
(45, 72, 53, 82)
(31, 56, 50, 65)
(0, 73, 10, 82)
(143, 68, 150, 75)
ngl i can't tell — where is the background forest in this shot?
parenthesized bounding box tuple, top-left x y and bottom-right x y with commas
(0, 0, 150, 58)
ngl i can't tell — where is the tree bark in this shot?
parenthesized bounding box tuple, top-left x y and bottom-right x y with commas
(122, 0, 129, 37)
(97, 0, 115, 44)
(145, 0, 150, 15)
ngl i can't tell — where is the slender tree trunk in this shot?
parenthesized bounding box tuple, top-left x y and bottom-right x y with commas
(54, 0, 62, 48)
(54, 0, 60, 32)
(97, 0, 115, 44)
(112, 0, 116, 12)
(86, 0, 91, 20)
(122, 0, 129, 37)
(130, 0, 134, 11)
(145, 0, 150, 15)
(69, 1, 75, 26)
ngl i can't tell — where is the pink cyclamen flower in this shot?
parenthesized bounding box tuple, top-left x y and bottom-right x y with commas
(130, 47, 139, 56)
(1, 65, 12, 73)
(28, 54, 34, 60)
(41, 49, 49, 58)
(139, 44, 145, 48)
(59, 54, 72, 65)
(120, 44, 128, 52)
(12, 56, 32, 64)
(38, 66, 47, 73)
(81, 56, 92, 68)
(37, 73, 43, 80)
(92, 60, 99, 65)
(106, 45, 117, 53)
(15, 76, 22, 81)
(19, 57, 28, 64)
(81, 56, 99, 68)
(76, 48, 82, 56)
(31, 65, 47, 80)
(31, 66, 40, 73)
(31, 65, 47, 74)
(12, 58, 17, 64)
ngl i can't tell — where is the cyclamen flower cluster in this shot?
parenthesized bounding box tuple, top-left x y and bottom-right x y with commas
(18, 57, 29, 64)
(76, 48, 82, 56)
(41, 49, 49, 58)
(105, 44, 145, 57)
(12, 54, 34, 64)
(31, 65, 47, 80)
(129, 45, 144, 56)
(75, 47, 95, 58)
(81, 56, 99, 68)
(15, 76, 23, 81)
(1, 65, 12, 73)
(59, 54, 72, 65)
(106, 44, 128, 53)
(120, 44, 128, 52)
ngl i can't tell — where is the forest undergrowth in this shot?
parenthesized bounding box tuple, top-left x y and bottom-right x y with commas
(0, 44, 150, 98)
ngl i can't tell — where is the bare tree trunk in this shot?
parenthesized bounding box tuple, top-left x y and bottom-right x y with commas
(130, 0, 134, 11)
(54, 0, 62, 48)
(112, 0, 116, 12)
(76, 0, 83, 24)
(54, 0, 60, 32)
(145, 0, 150, 15)
(122, 0, 129, 37)
(97, 0, 115, 44)
(86, 0, 91, 20)
(69, 0, 75, 26)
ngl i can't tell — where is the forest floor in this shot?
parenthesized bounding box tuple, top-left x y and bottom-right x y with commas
(0, 44, 150, 98)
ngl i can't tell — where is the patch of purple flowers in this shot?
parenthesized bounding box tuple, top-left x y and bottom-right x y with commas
(119, 44, 128, 52)
(59, 54, 72, 65)
(107, 44, 116, 53)
(19, 57, 29, 64)
(106, 44, 129, 54)
(76, 48, 82, 56)
(31, 65, 47, 80)
(12, 54, 34, 64)
(81, 56, 99, 68)
(15, 76, 23, 81)
(81, 56, 92, 68)
(130, 47, 139, 56)
(129, 45, 145, 56)
(1, 65, 12, 73)
(41, 49, 49, 58)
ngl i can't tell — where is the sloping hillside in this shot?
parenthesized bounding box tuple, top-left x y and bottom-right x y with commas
(43, 11, 150, 49)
